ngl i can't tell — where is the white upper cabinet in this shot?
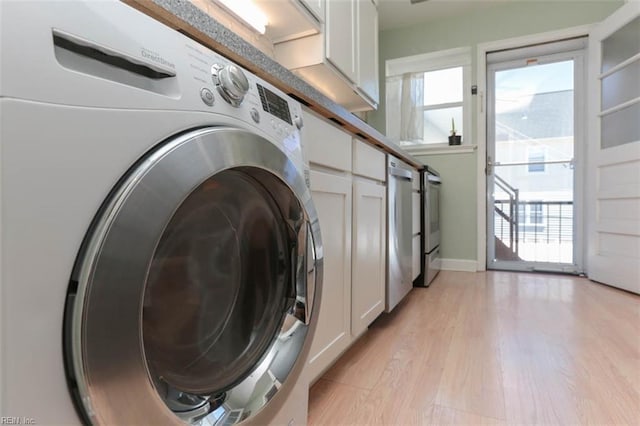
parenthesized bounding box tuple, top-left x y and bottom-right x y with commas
(274, 0, 379, 111)
(356, 0, 379, 106)
(255, 0, 320, 43)
(326, 0, 357, 82)
(299, 0, 325, 23)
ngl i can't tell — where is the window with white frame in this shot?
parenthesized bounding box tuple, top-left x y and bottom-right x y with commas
(527, 146, 546, 173)
(386, 47, 471, 152)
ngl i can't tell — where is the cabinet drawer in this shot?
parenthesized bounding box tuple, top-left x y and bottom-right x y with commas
(353, 138, 386, 181)
(302, 110, 352, 172)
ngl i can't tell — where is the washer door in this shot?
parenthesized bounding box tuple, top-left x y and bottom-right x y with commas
(65, 127, 322, 425)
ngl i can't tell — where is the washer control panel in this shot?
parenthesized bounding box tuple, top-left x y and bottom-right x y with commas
(181, 35, 303, 155)
(211, 63, 250, 107)
(256, 83, 291, 125)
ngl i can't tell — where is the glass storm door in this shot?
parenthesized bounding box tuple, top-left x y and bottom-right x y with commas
(486, 41, 585, 273)
(64, 127, 322, 425)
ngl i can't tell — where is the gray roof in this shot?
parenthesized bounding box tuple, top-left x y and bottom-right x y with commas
(496, 90, 573, 141)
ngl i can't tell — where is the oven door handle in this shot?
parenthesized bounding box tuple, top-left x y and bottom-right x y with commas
(389, 167, 412, 180)
(427, 174, 441, 184)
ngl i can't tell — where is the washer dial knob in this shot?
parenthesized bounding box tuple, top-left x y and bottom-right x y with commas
(211, 64, 249, 107)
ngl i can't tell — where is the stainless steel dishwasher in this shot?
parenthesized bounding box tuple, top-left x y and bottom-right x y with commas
(386, 155, 414, 312)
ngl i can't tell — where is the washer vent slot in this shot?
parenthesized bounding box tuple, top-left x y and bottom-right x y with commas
(52, 29, 179, 97)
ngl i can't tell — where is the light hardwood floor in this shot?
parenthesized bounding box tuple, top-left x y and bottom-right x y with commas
(308, 270, 640, 425)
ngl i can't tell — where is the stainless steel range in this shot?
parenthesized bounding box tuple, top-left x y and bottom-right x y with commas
(422, 166, 441, 286)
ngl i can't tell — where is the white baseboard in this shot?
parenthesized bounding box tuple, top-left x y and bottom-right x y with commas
(440, 258, 478, 272)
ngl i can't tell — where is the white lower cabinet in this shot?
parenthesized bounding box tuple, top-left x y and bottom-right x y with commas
(307, 170, 353, 382)
(351, 178, 386, 337)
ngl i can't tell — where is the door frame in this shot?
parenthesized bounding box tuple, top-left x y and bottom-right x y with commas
(475, 25, 592, 271)
(485, 46, 586, 272)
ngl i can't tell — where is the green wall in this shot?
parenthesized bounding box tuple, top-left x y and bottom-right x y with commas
(418, 152, 477, 261)
(372, 0, 623, 263)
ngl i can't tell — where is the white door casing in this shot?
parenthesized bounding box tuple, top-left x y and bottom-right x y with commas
(587, 2, 640, 294)
(476, 25, 592, 272)
(485, 43, 586, 273)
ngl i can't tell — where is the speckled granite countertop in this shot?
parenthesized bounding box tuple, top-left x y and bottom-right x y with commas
(123, 0, 423, 169)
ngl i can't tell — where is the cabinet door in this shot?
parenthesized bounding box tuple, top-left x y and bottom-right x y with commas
(308, 170, 353, 382)
(356, 0, 379, 105)
(352, 179, 386, 337)
(325, 0, 357, 82)
(299, 0, 325, 22)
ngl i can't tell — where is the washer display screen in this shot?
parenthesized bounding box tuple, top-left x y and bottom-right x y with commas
(257, 84, 292, 125)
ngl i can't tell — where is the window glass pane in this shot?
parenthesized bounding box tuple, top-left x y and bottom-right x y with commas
(385, 77, 402, 141)
(601, 60, 640, 111)
(493, 164, 574, 264)
(528, 160, 545, 173)
(601, 102, 640, 148)
(423, 106, 463, 144)
(493, 164, 573, 212)
(529, 204, 544, 224)
(423, 67, 463, 106)
(528, 149, 546, 173)
(495, 61, 573, 143)
(602, 16, 640, 73)
(496, 138, 573, 165)
(494, 60, 574, 168)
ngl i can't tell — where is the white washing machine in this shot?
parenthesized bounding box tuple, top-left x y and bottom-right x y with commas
(0, 1, 323, 425)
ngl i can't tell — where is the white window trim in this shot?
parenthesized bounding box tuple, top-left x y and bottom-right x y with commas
(385, 47, 473, 155)
(386, 47, 472, 75)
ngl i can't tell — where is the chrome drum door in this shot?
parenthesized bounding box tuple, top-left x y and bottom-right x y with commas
(64, 127, 322, 425)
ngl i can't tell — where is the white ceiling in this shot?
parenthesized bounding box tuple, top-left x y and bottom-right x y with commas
(377, 0, 507, 30)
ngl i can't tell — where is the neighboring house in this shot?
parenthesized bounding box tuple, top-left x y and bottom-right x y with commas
(494, 89, 574, 203)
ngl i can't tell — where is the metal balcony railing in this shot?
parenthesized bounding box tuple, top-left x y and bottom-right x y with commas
(494, 198, 574, 258)
(494, 175, 519, 257)
(515, 200, 574, 243)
